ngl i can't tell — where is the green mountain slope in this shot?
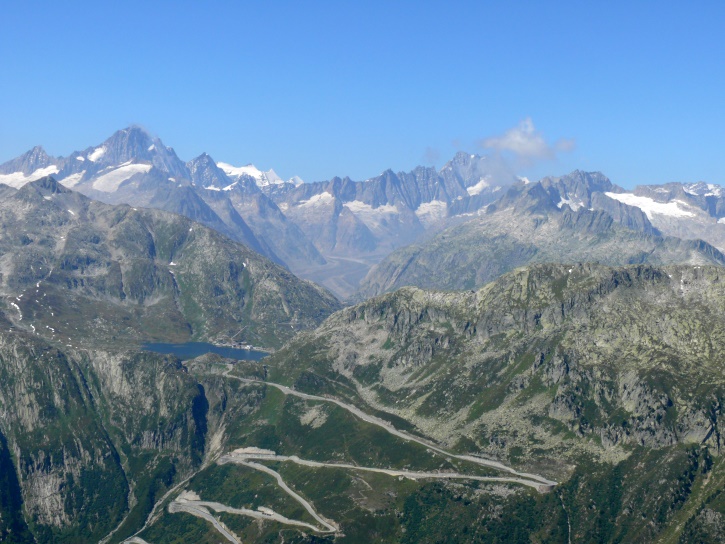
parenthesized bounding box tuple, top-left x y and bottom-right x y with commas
(4, 263, 725, 542)
(248, 263, 725, 542)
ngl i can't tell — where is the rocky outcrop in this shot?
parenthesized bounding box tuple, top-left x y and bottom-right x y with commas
(270, 264, 725, 463)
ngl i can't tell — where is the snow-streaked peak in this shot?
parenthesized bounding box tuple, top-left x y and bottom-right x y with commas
(218, 162, 263, 179)
(217, 162, 303, 187)
(264, 168, 284, 185)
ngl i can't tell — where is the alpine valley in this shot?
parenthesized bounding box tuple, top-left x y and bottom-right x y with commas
(1, 128, 725, 543)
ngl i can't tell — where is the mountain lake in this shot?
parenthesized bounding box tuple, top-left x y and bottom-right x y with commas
(142, 342, 269, 361)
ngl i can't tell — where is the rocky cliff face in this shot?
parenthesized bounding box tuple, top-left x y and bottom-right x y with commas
(0, 322, 269, 543)
(0, 329, 186, 541)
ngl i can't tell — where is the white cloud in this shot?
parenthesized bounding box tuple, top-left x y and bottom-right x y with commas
(481, 118, 575, 163)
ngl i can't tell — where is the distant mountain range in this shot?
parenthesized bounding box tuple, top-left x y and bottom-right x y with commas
(0, 128, 511, 297)
(358, 171, 725, 297)
(4, 128, 725, 299)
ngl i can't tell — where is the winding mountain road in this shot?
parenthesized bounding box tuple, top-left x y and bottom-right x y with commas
(124, 370, 557, 543)
(223, 459, 338, 531)
(168, 500, 240, 543)
(168, 445, 553, 544)
(229, 375, 557, 490)
(220, 451, 549, 491)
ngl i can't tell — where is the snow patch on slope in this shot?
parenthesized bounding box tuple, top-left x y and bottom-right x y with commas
(298, 192, 334, 208)
(605, 192, 696, 219)
(88, 146, 106, 162)
(343, 200, 398, 231)
(0, 166, 60, 188)
(416, 200, 447, 226)
(466, 177, 491, 196)
(706, 184, 723, 197)
(58, 171, 85, 188)
(557, 197, 584, 211)
(344, 201, 397, 215)
(92, 163, 152, 192)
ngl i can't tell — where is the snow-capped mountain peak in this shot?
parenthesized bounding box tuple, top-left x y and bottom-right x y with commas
(217, 162, 303, 187)
(0, 145, 60, 188)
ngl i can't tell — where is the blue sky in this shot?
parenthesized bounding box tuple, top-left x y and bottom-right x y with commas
(1, 1, 723, 186)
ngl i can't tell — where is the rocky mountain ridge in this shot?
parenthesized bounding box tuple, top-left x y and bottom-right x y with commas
(358, 172, 725, 297)
(222, 262, 725, 543)
(271, 263, 725, 461)
(5, 129, 725, 300)
(0, 177, 339, 350)
(540, 170, 725, 251)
